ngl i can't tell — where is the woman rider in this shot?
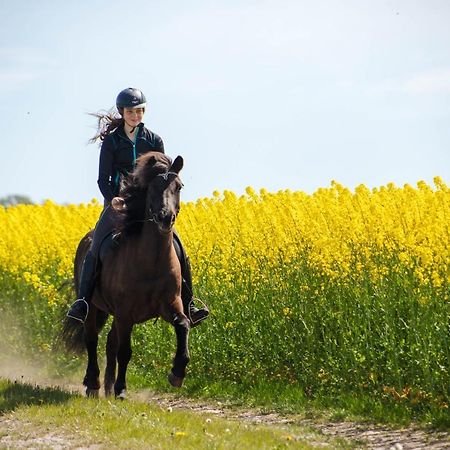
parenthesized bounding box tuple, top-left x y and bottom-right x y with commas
(66, 87, 209, 327)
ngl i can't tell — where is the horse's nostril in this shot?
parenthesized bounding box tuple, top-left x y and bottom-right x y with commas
(157, 210, 176, 228)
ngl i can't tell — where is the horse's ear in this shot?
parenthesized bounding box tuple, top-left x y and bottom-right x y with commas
(170, 156, 184, 174)
(147, 155, 158, 166)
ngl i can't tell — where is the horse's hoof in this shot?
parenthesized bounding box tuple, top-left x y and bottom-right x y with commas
(115, 389, 127, 400)
(86, 388, 99, 398)
(104, 387, 113, 398)
(168, 372, 184, 388)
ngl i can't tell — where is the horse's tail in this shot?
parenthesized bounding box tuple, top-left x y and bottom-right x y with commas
(59, 310, 109, 354)
(60, 316, 85, 354)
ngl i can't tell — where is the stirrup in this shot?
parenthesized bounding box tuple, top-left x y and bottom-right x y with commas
(67, 298, 89, 323)
(187, 298, 209, 327)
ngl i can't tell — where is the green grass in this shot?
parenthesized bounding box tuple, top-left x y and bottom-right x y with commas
(0, 255, 448, 431)
(0, 379, 354, 449)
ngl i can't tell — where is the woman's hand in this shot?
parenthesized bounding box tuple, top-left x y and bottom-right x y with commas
(111, 197, 126, 211)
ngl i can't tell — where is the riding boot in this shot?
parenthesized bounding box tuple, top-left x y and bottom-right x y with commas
(181, 256, 209, 327)
(67, 251, 97, 323)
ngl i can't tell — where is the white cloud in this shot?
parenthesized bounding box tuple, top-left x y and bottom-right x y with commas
(403, 68, 450, 94)
(0, 47, 55, 65)
(0, 68, 39, 85)
(369, 68, 450, 96)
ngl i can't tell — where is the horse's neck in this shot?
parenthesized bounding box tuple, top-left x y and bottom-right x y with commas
(137, 222, 173, 267)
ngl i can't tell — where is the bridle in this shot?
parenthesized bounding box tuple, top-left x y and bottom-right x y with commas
(157, 171, 181, 181)
(147, 171, 183, 225)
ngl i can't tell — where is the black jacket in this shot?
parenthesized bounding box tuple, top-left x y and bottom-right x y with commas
(97, 123, 164, 201)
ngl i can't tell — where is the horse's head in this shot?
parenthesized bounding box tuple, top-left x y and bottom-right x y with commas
(132, 152, 184, 234)
(115, 152, 184, 235)
(146, 156, 184, 234)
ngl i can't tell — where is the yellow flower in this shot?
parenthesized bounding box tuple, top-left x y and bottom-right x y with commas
(0, 178, 448, 310)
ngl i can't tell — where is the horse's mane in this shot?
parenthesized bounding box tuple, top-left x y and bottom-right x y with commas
(114, 152, 173, 235)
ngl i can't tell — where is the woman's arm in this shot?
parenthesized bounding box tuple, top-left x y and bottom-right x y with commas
(97, 136, 115, 202)
(155, 133, 165, 153)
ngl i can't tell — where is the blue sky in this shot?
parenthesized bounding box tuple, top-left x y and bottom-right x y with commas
(0, 0, 449, 204)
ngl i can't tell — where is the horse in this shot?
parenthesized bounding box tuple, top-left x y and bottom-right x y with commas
(61, 152, 190, 398)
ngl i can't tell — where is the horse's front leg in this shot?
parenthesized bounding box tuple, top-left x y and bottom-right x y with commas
(104, 320, 118, 397)
(114, 320, 133, 400)
(83, 307, 101, 397)
(168, 308, 190, 388)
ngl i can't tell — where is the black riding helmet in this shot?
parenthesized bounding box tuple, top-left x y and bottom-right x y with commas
(116, 88, 147, 114)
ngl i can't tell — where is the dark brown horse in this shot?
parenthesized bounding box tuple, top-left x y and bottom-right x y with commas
(62, 152, 189, 398)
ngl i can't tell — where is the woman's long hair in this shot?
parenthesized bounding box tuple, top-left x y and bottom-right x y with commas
(88, 108, 124, 143)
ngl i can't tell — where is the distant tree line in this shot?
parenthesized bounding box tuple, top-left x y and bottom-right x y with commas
(0, 195, 34, 207)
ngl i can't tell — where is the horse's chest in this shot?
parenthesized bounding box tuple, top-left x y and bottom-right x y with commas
(102, 273, 178, 323)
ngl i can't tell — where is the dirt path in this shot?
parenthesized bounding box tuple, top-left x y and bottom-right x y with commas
(0, 417, 99, 450)
(0, 367, 449, 449)
(134, 391, 449, 450)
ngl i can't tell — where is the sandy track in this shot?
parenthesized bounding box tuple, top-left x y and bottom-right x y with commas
(0, 365, 448, 450)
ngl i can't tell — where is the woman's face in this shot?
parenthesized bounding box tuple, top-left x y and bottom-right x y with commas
(123, 107, 145, 128)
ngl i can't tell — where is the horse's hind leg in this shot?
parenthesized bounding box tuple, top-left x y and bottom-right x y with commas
(104, 320, 118, 397)
(168, 313, 190, 388)
(114, 321, 133, 400)
(83, 307, 101, 397)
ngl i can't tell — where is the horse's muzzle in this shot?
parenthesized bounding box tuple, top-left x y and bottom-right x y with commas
(156, 211, 176, 234)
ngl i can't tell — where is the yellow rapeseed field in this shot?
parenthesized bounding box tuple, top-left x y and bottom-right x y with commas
(1, 179, 449, 422)
(177, 177, 449, 302)
(0, 178, 448, 306)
